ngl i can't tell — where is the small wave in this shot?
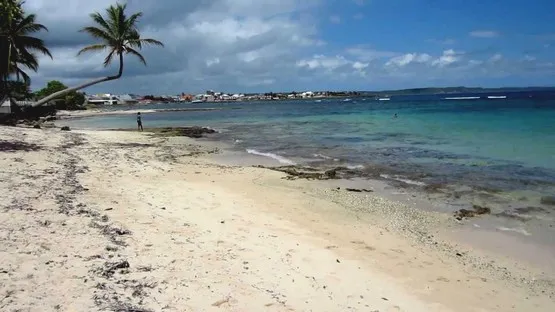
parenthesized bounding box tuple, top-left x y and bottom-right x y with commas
(234, 139, 243, 143)
(246, 149, 296, 165)
(346, 164, 365, 170)
(497, 226, 531, 236)
(313, 153, 333, 160)
(380, 174, 426, 186)
(444, 96, 480, 100)
(487, 96, 507, 99)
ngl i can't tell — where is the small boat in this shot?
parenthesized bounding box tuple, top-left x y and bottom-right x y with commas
(444, 96, 480, 100)
(191, 99, 204, 103)
(378, 97, 390, 101)
(343, 98, 352, 102)
(487, 96, 507, 99)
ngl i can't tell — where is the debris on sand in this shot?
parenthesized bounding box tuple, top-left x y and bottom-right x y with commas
(255, 165, 350, 180)
(149, 126, 216, 138)
(345, 188, 373, 193)
(454, 205, 491, 220)
(0, 140, 41, 152)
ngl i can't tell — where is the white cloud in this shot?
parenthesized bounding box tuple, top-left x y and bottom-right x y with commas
(346, 47, 399, 61)
(25, 0, 326, 93)
(469, 30, 499, 38)
(489, 53, 503, 63)
(352, 61, 369, 70)
(330, 15, 341, 24)
(17, 1, 555, 93)
(296, 55, 350, 70)
(523, 55, 536, 61)
(431, 49, 461, 67)
(385, 53, 431, 67)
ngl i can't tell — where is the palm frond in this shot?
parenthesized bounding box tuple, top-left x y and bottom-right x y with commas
(14, 67, 31, 84)
(103, 49, 117, 67)
(139, 38, 164, 47)
(17, 36, 52, 58)
(125, 12, 143, 31)
(125, 47, 147, 65)
(17, 15, 49, 34)
(15, 50, 39, 71)
(77, 44, 108, 56)
(75, 3, 164, 75)
(89, 12, 115, 36)
(106, 4, 125, 37)
(80, 26, 115, 43)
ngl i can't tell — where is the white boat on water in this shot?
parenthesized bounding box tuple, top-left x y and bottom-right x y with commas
(378, 97, 390, 101)
(487, 95, 507, 99)
(191, 99, 204, 103)
(444, 96, 480, 100)
(343, 98, 352, 102)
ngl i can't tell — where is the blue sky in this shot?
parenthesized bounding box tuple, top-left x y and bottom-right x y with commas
(28, 0, 555, 93)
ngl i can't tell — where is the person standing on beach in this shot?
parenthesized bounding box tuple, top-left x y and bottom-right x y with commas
(137, 112, 143, 131)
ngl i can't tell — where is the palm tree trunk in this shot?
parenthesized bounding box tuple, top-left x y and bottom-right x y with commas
(33, 53, 124, 107)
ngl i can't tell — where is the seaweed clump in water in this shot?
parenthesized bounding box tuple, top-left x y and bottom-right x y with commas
(454, 205, 491, 220)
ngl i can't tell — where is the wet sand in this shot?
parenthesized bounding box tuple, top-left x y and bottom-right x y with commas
(1, 125, 554, 311)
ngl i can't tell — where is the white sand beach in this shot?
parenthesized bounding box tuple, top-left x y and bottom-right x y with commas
(1, 125, 554, 311)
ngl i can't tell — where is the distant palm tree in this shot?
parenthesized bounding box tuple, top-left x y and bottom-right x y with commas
(34, 2, 163, 106)
(0, 8, 52, 84)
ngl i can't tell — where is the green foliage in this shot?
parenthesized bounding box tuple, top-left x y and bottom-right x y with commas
(0, 80, 31, 99)
(34, 80, 85, 110)
(0, 0, 23, 28)
(1, 0, 51, 84)
(78, 3, 164, 70)
(34, 80, 66, 99)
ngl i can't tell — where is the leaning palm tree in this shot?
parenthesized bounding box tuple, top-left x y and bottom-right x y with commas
(1, 4, 52, 86)
(34, 3, 163, 106)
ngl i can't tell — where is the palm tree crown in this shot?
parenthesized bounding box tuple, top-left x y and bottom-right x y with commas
(1, 9, 52, 83)
(78, 3, 163, 76)
(33, 2, 164, 107)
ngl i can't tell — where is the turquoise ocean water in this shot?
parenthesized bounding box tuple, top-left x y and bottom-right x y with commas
(64, 92, 555, 199)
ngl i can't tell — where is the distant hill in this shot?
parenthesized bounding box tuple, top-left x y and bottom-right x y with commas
(358, 86, 555, 96)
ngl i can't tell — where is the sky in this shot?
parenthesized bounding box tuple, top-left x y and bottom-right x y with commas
(22, 0, 555, 94)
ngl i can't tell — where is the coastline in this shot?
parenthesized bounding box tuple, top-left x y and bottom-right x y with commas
(1, 125, 554, 311)
(56, 107, 239, 119)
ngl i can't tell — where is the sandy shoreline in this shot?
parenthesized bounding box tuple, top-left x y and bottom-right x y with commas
(56, 107, 238, 119)
(1, 126, 554, 311)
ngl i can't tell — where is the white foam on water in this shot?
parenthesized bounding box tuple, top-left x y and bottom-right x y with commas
(497, 226, 532, 236)
(246, 149, 296, 165)
(381, 174, 426, 186)
(346, 164, 365, 170)
(313, 153, 333, 160)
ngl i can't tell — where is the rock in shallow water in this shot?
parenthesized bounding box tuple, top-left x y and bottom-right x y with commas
(156, 127, 216, 138)
(540, 196, 555, 206)
(454, 205, 491, 220)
